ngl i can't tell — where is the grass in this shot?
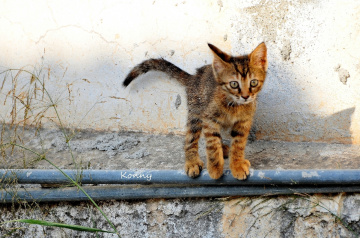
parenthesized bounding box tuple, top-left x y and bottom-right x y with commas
(0, 66, 121, 237)
(3, 219, 115, 233)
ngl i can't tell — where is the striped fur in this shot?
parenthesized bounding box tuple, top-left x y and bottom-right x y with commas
(123, 58, 191, 86)
(123, 43, 268, 180)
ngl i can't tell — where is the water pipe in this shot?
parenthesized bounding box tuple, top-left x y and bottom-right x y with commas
(2, 184, 360, 203)
(1, 169, 360, 203)
(1, 169, 360, 185)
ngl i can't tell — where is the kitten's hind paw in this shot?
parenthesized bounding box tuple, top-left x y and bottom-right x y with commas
(185, 160, 204, 178)
(230, 159, 251, 180)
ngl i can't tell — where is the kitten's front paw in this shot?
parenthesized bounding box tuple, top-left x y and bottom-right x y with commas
(185, 160, 204, 178)
(230, 159, 251, 180)
(208, 161, 224, 179)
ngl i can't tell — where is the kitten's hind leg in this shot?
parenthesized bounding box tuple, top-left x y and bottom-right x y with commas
(184, 118, 204, 178)
(222, 143, 229, 159)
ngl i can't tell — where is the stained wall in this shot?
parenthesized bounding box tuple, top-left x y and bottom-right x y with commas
(1, 0, 359, 143)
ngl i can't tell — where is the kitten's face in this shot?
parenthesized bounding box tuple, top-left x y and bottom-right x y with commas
(208, 43, 268, 105)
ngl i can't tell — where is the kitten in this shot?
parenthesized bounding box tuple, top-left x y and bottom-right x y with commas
(123, 43, 268, 180)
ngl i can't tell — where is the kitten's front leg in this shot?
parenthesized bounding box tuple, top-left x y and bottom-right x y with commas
(230, 120, 252, 180)
(203, 121, 224, 179)
(184, 118, 204, 178)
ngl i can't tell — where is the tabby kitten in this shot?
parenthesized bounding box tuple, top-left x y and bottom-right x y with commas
(123, 43, 268, 180)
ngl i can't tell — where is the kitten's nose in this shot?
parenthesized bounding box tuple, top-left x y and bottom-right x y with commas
(241, 95, 249, 100)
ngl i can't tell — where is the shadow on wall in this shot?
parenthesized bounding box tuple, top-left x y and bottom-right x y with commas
(254, 57, 355, 144)
(255, 107, 355, 144)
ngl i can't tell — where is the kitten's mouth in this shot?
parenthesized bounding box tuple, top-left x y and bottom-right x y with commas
(228, 99, 252, 106)
(230, 96, 254, 105)
(240, 100, 252, 104)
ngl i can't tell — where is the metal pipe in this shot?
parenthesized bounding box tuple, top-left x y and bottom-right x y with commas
(2, 185, 360, 203)
(2, 169, 360, 203)
(1, 169, 360, 185)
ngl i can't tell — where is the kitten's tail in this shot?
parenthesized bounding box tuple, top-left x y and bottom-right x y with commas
(123, 58, 192, 87)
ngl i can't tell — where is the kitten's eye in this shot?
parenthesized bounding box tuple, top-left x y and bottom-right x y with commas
(250, 79, 258, 87)
(229, 81, 239, 89)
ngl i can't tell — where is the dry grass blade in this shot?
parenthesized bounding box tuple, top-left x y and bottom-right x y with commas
(0, 66, 122, 237)
(0, 71, 8, 91)
(2, 219, 115, 233)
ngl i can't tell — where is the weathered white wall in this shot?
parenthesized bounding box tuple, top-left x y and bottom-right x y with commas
(1, 0, 359, 143)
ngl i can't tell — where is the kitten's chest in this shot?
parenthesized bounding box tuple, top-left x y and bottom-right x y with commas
(211, 102, 255, 128)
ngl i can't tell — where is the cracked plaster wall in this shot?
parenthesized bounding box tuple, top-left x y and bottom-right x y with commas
(1, 194, 360, 237)
(0, 0, 360, 143)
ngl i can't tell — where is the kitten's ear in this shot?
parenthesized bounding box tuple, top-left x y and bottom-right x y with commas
(249, 42, 268, 71)
(208, 43, 231, 74)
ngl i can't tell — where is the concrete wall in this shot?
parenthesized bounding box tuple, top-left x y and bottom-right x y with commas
(1, 0, 359, 144)
(1, 194, 360, 237)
